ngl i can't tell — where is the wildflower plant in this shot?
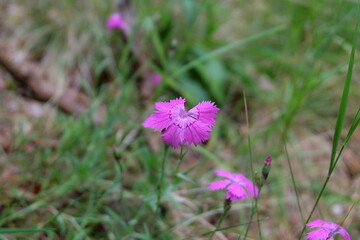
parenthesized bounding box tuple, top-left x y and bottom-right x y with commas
(207, 156, 272, 239)
(209, 170, 258, 202)
(207, 169, 259, 240)
(143, 97, 219, 216)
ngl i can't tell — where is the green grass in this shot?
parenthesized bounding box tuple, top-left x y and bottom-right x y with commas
(0, 0, 359, 239)
(298, 5, 360, 237)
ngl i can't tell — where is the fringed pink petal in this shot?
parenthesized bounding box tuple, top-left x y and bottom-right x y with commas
(155, 97, 186, 112)
(213, 170, 234, 180)
(183, 121, 211, 146)
(225, 191, 245, 202)
(305, 220, 351, 240)
(142, 112, 172, 131)
(245, 181, 259, 197)
(188, 101, 219, 127)
(230, 173, 258, 197)
(161, 124, 184, 148)
(227, 183, 247, 199)
(336, 228, 351, 240)
(306, 228, 331, 240)
(143, 97, 186, 131)
(238, 174, 259, 197)
(170, 97, 186, 105)
(307, 220, 328, 228)
(209, 179, 231, 190)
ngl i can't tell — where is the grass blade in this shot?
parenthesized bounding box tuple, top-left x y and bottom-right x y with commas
(283, 136, 305, 224)
(331, 108, 360, 173)
(0, 228, 53, 234)
(328, 15, 359, 173)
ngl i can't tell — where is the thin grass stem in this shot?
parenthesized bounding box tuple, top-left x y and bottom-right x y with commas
(180, 218, 269, 240)
(174, 146, 186, 175)
(283, 135, 305, 223)
(241, 91, 262, 240)
(208, 202, 230, 240)
(112, 145, 125, 203)
(298, 174, 331, 239)
(340, 200, 358, 226)
(114, 160, 124, 203)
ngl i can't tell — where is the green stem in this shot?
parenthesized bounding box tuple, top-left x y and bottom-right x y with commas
(241, 91, 262, 240)
(255, 195, 263, 240)
(283, 133, 305, 224)
(298, 174, 331, 239)
(112, 145, 124, 203)
(209, 200, 231, 240)
(241, 193, 261, 240)
(116, 161, 124, 203)
(156, 145, 169, 216)
(174, 146, 185, 175)
(340, 200, 358, 226)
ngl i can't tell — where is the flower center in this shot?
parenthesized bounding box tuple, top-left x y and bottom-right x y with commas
(179, 108, 190, 119)
(233, 177, 242, 184)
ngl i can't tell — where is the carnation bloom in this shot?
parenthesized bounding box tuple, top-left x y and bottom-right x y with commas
(143, 97, 219, 148)
(306, 219, 351, 240)
(209, 170, 258, 202)
(151, 73, 162, 86)
(106, 13, 127, 31)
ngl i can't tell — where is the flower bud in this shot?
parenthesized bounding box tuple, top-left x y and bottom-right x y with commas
(255, 171, 263, 188)
(262, 155, 272, 181)
(223, 198, 232, 213)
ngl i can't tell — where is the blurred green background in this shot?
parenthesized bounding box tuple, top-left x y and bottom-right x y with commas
(0, 0, 359, 239)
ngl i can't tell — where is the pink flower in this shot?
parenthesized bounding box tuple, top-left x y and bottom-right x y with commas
(106, 13, 127, 31)
(143, 97, 219, 148)
(209, 170, 259, 202)
(306, 219, 351, 240)
(151, 73, 162, 86)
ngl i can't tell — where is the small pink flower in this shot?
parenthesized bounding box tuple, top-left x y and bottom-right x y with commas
(209, 170, 258, 202)
(143, 97, 219, 148)
(306, 219, 351, 240)
(151, 73, 162, 86)
(106, 13, 127, 31)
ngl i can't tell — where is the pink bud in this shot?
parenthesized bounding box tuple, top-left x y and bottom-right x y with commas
(106, 13, 128, 31)
(151, 73, 162, 86)
(265, 155, 272, 166)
